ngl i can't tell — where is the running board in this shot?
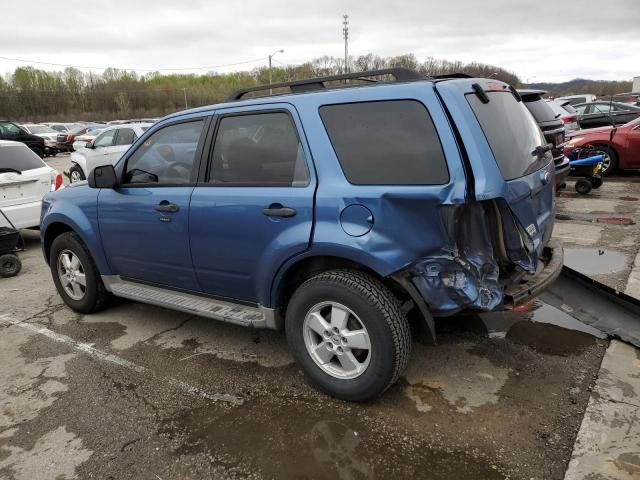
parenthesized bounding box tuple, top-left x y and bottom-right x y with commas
(540, 266, 640, 348)
(101, 276, 278, 330)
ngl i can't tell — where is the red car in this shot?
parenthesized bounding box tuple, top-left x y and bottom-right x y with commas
(564, 117, 640, 175)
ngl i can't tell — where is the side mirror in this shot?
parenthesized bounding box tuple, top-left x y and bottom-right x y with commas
(85, 143, 95, 149)
(88, 164, 118, 189)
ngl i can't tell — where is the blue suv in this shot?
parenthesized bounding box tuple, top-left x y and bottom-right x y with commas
(41, 69, 562, 401)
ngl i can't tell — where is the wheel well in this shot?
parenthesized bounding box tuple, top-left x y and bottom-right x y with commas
(591, 143, 618, 159)
(275, 255, 413, 315)
(43, 222, 73, 264)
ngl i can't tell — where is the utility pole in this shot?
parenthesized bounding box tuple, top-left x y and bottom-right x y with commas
(342, 14, 349, 74)
(182, 88, 188, 109)
(268, 49, 284, 95)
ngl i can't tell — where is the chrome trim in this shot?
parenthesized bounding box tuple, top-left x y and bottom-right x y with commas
(101, 275, 279, 330)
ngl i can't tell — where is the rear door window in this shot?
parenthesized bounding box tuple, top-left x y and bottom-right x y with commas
(209, 112, 309, 187)
(467, 92, 549, 180)
(319, 100, 449, 185)
(522, 98, 558, 123)
(0, 144, 46, 171)
(115, 128, 137, 146)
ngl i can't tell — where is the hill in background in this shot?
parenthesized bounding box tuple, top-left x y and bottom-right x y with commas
(525, 78, 633, 97)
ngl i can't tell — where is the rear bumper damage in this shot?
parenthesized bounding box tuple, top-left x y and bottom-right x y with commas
(397, 241, 563, 317)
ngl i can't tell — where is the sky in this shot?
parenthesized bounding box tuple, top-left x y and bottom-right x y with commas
(1, 0, 638, 83)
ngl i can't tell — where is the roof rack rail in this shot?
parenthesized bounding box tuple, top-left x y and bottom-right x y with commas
(227, 67, 424, 101)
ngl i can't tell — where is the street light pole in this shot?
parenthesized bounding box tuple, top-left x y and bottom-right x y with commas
(268, 49, 284, 95)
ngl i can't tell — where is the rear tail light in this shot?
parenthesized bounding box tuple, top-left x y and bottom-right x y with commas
(50, 170, 63, 191)
(66, 134, 72, 142)
(561, 116, 577, 124)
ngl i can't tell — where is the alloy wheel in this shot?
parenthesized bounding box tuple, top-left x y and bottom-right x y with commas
(57, 249, 87, 300)
(302, 301, 371, 380)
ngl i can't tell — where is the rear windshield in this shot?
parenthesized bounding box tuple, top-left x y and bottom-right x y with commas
(319, 100, 449, 185)
(547, 101, 577, 117)
(0, 144, 46, 171)
(522, 98, 558, 123)
(467, 92, 550, 181)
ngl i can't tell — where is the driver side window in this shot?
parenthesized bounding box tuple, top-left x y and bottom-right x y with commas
(0, 122, 22, 136)
(123, 120, 204, 185)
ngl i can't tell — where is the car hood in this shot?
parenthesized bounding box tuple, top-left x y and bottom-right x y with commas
(35, 133, 58, 141)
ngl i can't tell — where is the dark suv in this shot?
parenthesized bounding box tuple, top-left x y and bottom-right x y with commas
(518, 90, 570, 189)
(41, 70, 562, 401)
(0, 120, 46, 158)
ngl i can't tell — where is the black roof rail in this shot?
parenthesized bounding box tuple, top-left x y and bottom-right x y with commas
(431, 73, 472, 79)
(227, 68, 424, 101)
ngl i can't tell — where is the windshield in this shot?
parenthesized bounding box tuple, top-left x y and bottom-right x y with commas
(27, 125, 57, 134)
(467, 91, 551, 180)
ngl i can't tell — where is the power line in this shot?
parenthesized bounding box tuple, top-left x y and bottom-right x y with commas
(0, 55, 268, 72)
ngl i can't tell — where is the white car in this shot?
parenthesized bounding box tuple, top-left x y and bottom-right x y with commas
(69, 123, 151, 183)
(71, 126, 108, 151)
(555, 94, 597, 106)
(43, 122, 82, 134)
(0, 141, 64, 229)
(20, 124, 60, 156)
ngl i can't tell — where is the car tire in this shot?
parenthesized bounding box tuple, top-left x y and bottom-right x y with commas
(591, 177, 603, 189)
(69, 165, 86, 183)
(32, 147, 44, 158)
(285, 269, 411, 401)
(593, 146, 617, 176)
(50, 232, 111, 313)
(0, 254, 22, 278)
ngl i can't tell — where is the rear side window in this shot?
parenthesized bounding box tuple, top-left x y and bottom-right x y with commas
(319, 100, 449, 185)
(0, 144, 45, 171)
(115, 128, 136, 146)
(468, 92, 549, 181)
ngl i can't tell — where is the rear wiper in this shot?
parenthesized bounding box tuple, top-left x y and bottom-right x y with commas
(0, 168, 22, 175)
(531, 143, 553, 158)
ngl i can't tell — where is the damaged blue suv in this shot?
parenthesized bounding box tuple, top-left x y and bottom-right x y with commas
(41, 69, 562, 401)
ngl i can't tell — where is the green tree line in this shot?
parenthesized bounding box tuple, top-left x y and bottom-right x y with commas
(1, 53, 523, 121)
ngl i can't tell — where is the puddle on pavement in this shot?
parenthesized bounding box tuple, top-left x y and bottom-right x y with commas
(564, 248, 628, 275)
(163, 399, 506, 480)
(439, 300, 605, 356)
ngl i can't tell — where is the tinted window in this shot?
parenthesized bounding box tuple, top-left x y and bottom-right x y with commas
(521, 98, 558, 123)
(124, 120, 204, 185)
(319, 100, 448, 185)
(209, 112, 308, 187)
(94, 129, 116, 147)
(468, 92, 550, 181)
(0, 122, 22, 136)
(0, 144, 46, 171)
(566, 97, 586, 105)
(115, 128, 136, 146)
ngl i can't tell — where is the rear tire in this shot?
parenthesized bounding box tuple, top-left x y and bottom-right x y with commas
(285, 269, 411, 401)
(591, 177, 603, 189)
(0, 254, 21, 278)
(50, 232, 111, 313)
(69, 165, 86, 183)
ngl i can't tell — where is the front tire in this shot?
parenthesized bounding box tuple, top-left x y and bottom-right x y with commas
(50, 232, 111, 313)
(285, 270, 411, 401)
(593, 146, 617, 176)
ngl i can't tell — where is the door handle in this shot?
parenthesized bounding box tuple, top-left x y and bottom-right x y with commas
(262, 205, 296, 218)
(155, 201, 179, 213)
